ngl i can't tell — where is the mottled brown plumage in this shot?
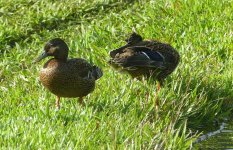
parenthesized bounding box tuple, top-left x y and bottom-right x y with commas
(109, 32, 180, 86)
(35, 38, 103, 109)
(109, 32, 180, 109)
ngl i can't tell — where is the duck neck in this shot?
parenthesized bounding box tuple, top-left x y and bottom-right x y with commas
(57, 58, 67, 62)
(54, 50, 68, 62)
(55, 56, 67, 62)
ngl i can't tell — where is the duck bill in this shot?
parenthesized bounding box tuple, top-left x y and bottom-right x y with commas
(34, 52, 48, 63)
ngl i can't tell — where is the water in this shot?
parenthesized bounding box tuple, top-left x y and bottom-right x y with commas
(195, 121, 233, 149)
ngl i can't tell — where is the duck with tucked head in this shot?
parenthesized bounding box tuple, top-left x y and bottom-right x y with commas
(35, 38, 103, 109)
(109, 31, 180, 108)
(109, 32, 180, 85)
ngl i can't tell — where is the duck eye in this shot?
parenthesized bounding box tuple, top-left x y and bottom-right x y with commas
(44, 43, 54, 52)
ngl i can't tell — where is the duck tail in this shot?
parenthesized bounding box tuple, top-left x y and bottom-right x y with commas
(90, 66, 103, 80)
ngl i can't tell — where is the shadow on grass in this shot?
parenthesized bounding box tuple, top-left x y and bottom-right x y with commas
(113, 73, 233, 131)
(1, 1, 137, 51)
(171, 74, 233, 131)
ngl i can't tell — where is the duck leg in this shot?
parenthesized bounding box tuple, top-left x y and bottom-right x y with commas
(78, 97, 84, 106)
(56, 96, 60, 109)
(157, 81, 161, 91)
(155, 81, 161, 111)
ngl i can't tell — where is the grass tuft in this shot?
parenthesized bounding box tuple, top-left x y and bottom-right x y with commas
(0, 0, 232, 149)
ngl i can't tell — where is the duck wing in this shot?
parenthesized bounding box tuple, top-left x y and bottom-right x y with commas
(67, 58, 92, 77)
(110, 46, 166, 70)
(67, 58, 103, 80)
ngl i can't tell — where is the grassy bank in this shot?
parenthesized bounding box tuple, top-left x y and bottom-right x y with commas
(0, 0, 232, 149)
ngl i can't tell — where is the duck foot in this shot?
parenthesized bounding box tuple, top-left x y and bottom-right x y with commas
(155, 96, 159, 111)
(56, 96, 60, 110)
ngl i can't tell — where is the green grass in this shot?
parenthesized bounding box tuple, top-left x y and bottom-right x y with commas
(0, 0, 232, 149)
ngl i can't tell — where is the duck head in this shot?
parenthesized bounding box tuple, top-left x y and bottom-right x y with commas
(109, 32, 143, 58)
(125, 32, 143, 45)
(35, 38, 69, 62)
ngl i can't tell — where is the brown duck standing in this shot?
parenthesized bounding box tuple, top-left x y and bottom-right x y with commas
(109, 32, 180, 109)
(35, 38, 103, 109)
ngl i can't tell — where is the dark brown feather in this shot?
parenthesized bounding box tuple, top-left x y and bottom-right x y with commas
(109, 32, 180, 84)
(40, 58, 96, 97)
(37, 38, 103, 99)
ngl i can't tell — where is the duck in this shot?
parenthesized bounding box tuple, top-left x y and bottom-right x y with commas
(35, 38, 103, 109)
(109, 31, 180, 108)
